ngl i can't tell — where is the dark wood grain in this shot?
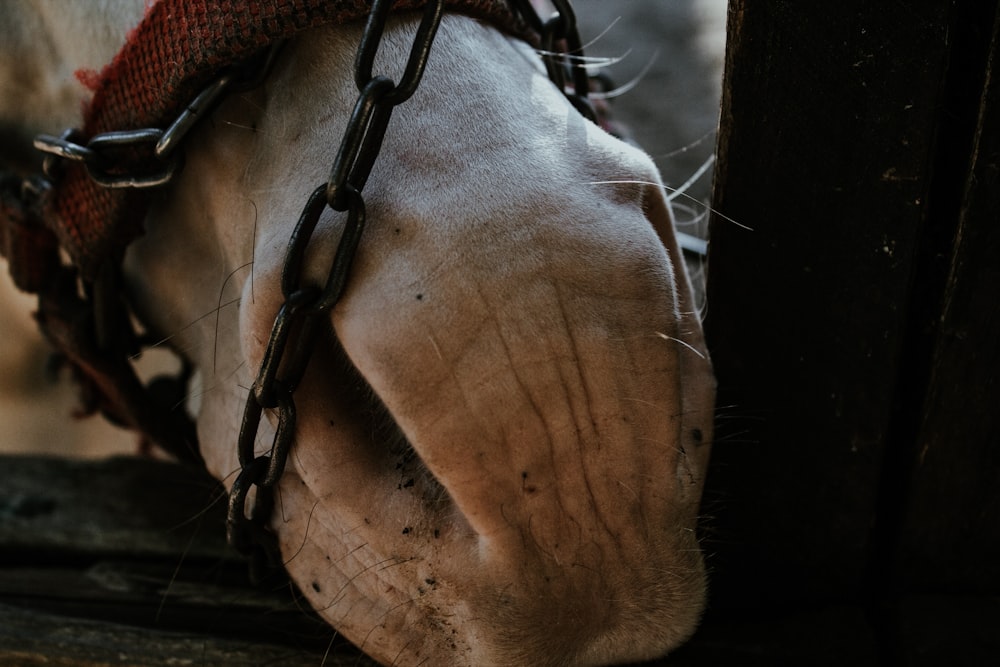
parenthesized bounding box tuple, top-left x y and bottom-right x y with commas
(700, 0, 1000, 664)
(0, 455, 371, 666)
(895, 5, 1000, 594)
(704, 0, 955, 605)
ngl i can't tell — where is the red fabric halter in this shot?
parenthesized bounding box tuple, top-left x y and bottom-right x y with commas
(46, 0, 527, 281)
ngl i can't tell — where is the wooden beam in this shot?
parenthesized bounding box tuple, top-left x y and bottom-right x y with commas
(895, 3, 1000, 595)
(703, 0, 995, 606)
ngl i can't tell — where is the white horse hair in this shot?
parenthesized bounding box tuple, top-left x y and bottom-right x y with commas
(0, 2, 715, 665)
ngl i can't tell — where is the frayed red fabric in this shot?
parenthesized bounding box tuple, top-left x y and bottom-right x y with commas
(74, 68, 103, 93)
(46, 0, 528, 280)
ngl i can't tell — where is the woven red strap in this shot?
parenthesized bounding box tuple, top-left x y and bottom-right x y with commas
(47, 0, 526, 281)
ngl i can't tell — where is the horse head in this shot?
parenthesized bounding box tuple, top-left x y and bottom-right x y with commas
(1, 2, 715, 664)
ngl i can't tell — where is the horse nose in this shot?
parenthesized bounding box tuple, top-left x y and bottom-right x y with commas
(234, 148, 713, 663)
(314, 189, 714, 659)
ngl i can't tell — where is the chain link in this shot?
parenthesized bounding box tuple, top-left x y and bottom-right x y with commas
(225, 0, 449, 579)
(509, 0, 595, 121)
(34, 44, 284, 190)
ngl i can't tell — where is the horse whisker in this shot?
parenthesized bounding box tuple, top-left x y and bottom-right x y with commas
(589, 48, 658, 98)
(588, 178, 753, 231)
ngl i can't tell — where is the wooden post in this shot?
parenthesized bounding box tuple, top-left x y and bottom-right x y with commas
(701, 0, 1000, 662)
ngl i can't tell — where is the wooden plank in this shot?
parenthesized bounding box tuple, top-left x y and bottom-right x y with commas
(701, 0, 1000, 661)
(0, 561, 334, 647)
(702, 0, 956, 606)
(670, 605, 880, 667)
(896, 595, 1000, 667)
(0, 455, 229, 560)
(0, 455, 367, 664)
(0, 603, 374, 667)
(895, 5, 1000, 593)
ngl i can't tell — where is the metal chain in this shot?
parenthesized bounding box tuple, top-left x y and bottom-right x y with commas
(225, 0, 449, 579)
(29, 0, 594, 580)
(225, 0, 596, 579)
(33, 44, 285, 189)
(509, 0, 595, 121)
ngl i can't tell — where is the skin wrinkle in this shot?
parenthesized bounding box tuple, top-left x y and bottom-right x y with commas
(548, 278, 621, 547)
(542, 302, 613, 561)
(617, 285, 686, 533)
(562, 285, 678, 556)
(467, 240, 658, 623)
(478, 277, 553, 489)
(480, 272, 610, 567)
(550, 283, 599, 450)
(410, 323, 509, 508)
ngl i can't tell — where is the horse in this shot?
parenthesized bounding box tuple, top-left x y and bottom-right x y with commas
(0, 1, 715, 664)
